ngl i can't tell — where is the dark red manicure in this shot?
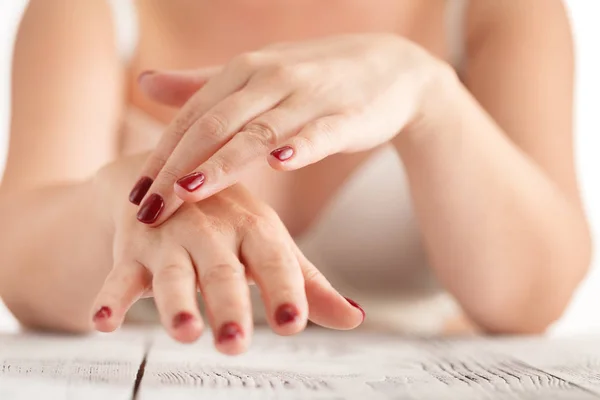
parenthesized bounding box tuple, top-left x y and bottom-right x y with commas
(93, 306, 112, 322)
(270, 146, 294, 162)
(173, 312, 195, 329)
(275, 303, 299, 326)
(344, 297, 365, 322)
(176, 172, 206, 192)
(217, 322, 243, 344)
(129, 176, 153, 205)
(137, 193, 164, 224)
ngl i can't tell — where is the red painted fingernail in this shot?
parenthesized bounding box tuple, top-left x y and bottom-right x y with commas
(136, 193, 164, 224)
(93, 306, 112, 322)
(176, 172, 206, 192)
(137, 70, 155, 84)
(173, 312, 195, 329)
(270, 146, 294, 162)
(129, 176, 153, 205)
(344, 297, 365, 321)
(217, 322, 243, 343)
(275, 303, 299, 326)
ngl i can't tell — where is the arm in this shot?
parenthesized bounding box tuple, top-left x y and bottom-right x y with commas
(0, 0, 122, 331)
(392, 0, 591, 333)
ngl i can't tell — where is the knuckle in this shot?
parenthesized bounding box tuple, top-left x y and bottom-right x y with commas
(255, 252, 297, 279)
(296, 119, 338, 157)
(200, 263, 245, 286)
(294, 134, 319, 155)
(147, 152, 170, 176)
(209, 155, 234, 178)
(196, 113, 229, 142)
(159, 165, 185, 184)
(265, 63, 290, 81)
(231, 52, 263, 72)
(262, 62, 313, 86)
(302, 265, 323, 286)
(172, 110, 199, 140)
(155, 263, 194, 283)
(312, 118, 336, 138)
(244, 120, 279, 147)
(234, 213, 264, 231)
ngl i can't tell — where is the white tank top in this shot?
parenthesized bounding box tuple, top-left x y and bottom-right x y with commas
(110, 0, 471, 335)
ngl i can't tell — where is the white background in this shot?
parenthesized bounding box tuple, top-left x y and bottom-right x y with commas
(0, 1, 599, 334)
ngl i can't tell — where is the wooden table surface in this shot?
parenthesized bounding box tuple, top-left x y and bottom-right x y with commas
(1, 327, 599, 399)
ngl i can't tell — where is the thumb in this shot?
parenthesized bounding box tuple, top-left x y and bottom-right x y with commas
(137, 67, 222, 107)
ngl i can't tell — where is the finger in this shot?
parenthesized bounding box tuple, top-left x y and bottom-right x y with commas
(240, 219, 308, 336)
(268, 114, 351, 171)
(152, 250, 204, 343)
(136, 81, 292, 226)
(128, 60, 256, 208)
(92, 261, 151, 332)
(138, 67, 222, 107)
(293, 245, 365, 329)
(189, 234, 252, 355)
(173, 99, 323, 203)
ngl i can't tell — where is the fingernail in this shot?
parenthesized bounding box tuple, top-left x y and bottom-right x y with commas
(270, 146, 294, 162)
(344, 297, 366, 322)
(173, 312, 195, 329)
(136, 193, 164, 224)
(176, 172, 206, 192)
(129, 176, 153, 205)
(137, 70, 155, 84)
(275, 303, 299, 326)
(217, 322, 243, 344)
(93, 306, 112, 322)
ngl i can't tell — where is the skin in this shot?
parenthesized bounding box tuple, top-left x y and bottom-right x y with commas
(0, 0, 591, 352)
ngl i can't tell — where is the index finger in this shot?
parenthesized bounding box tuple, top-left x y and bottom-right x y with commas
(127, 64, 253, 207)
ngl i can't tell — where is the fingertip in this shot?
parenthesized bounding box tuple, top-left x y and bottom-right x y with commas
(92, 305, 122, 333)
(136, 193, 166, 226)
(173, 182, 205, 203)
(344, 297, 366, 325)
(267, 156, 291, 171)
(268, 146, 298, 171)
(305, 283, 364, 330)
(214, 322, 249, 355)
(171, 321, 204, 344)
(129, 176, 154, 205)
(271, 303, 308, 336)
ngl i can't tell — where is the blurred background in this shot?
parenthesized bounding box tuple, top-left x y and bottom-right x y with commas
(0, 1, 598, 335)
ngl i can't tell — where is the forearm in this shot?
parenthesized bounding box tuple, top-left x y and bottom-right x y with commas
(0, 179, 113, 332)
(393, 73, 591, 334)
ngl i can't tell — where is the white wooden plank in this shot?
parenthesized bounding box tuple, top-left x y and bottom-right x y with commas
(480, 335, 600, 396)
(0, 329, 147, 400)
(139, 328, 598, 400)
(2, 327, 600, 399)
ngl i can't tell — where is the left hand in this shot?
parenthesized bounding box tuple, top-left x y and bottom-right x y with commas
(129, 34, 449, 226)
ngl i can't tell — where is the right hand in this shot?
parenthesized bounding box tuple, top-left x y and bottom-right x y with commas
(90, 155, 364, 355)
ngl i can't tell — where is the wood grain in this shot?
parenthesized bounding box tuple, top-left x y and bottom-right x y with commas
(2, 327, 600, 399)
(0, 330, 147, 400)
(139, 328, 600, 399)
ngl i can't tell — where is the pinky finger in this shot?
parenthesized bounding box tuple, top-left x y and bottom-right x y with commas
(92, 262, 151, 332)
(293, 245, 365, 329)
(267, 115, 348, 171)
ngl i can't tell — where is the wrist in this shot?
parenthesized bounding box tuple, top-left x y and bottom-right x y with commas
(394, 60, 465, 152)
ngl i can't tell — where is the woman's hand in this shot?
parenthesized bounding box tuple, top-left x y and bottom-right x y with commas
(129, 34, 451, 225)
(91, 155, 364, 354)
